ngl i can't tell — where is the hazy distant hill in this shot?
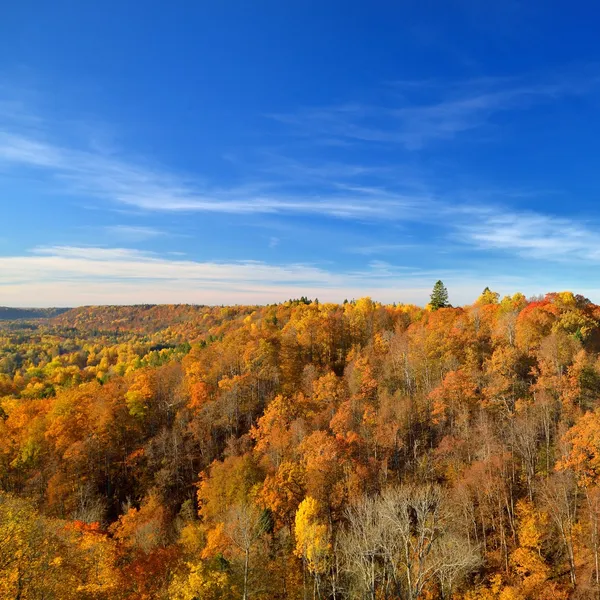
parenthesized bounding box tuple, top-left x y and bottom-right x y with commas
(51, 304, 208, 331)
(0, 307, 71, 320)
(48, 303, 256, 340)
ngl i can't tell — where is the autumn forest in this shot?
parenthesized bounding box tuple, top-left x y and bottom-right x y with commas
(3, 287, 600, 600)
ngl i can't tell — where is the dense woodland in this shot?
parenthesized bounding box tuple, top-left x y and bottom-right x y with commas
(3, 287, 600, 599)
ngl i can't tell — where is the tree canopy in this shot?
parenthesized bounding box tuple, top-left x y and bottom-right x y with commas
(1, 293, 600, 598)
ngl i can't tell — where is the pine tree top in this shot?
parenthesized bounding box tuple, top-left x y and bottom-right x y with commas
(430, 280, 450, 310)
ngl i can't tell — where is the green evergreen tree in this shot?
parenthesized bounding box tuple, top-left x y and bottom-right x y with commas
(430, 280, 450, 310)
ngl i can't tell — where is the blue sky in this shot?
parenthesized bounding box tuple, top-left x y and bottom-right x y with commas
(2, 1, 600, 306)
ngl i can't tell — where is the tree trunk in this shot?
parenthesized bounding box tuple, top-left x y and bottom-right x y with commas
(243, 548, 249, 600)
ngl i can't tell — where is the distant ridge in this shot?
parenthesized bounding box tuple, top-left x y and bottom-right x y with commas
(0, 307, 71, 320)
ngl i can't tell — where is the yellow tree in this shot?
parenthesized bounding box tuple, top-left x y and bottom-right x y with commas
(168, 560, 232, 600)
(557, 409, 600, 487)
(509, 500, 567, 599)
(557, 412, 600, 590)
(294, 497, 331, 598)
(0, 491, 117, 599)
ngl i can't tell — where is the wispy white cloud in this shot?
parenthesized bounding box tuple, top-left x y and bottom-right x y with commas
(0, 132, 63, 167)
(271, 75, 595, 149)
(459, 208, 600, 262)
(31, 246, 151, 261)
(105, 225, 166, 242)
(0, 129, 421, 219)
(5, 245, 423, 286)
(0, 245, 527, 306)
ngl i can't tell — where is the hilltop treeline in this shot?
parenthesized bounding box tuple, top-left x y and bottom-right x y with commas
(2, 291, 600, 599)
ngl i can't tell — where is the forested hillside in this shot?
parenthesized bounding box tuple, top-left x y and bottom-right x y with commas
(2, 289, 600, 599)
(0, 307, 70, 321)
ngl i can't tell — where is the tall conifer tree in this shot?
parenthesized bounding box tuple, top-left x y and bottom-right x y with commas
(430, 280, 449, 310)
